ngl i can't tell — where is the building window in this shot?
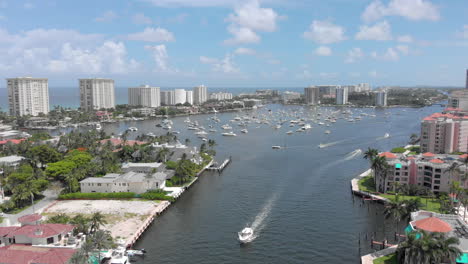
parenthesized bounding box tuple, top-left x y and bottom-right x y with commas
(434, 186, 440, 190)
(435, 174, 441, 178)
(47, 237, 54, 244)
(435, 180, 440, 184)
(97, 183, 101, 186)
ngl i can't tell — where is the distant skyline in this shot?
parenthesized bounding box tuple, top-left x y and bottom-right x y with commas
(0, 0, 467, 87)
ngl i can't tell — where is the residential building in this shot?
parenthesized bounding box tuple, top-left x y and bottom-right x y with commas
(80, 171, 168, 194)
(130, 107, 155, 116)
(466, 69, 468, 89)
(344, 85, 359, 93)
(209, 92, 233, 101)
(420, 112, 468, 154)
(174, 89, 186, 105)
(193, 85, 208, 105)
(186, 90, 193, 105)
(408, 210, 468, 261)
(0, 155, 25, 167)
(7, 77, 49, 116)
(160, 90, 175, 105)
(128, 85, 160, 107)
(122, 162, 163, 173)
(375, 152, 468, 194)
(243, 99, 263, 108)
(375, 90, 388, 107)
(256, 89, 279, 97)
(317, 85, 337, 97)
(335, 86, 348, 105)
(281, 91, 301, 103)
(79, 78, 115, 111)
(0, 245, 76, 264)
(358, 83, 371, 92)
(448, 90, 468, 111)
(304, 86, 320, 105)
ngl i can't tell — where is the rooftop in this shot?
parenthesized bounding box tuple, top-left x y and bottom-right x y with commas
(18, 213, 42, 223)
(0, 245, 75, 264)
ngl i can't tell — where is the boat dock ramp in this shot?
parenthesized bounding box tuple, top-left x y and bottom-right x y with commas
(207, 156, 231, 172)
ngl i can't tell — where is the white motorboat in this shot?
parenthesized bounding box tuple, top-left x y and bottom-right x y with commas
(238, 227, 254, 243)
(272, 146, 282, 149)
(240, 129, 248, 134)
(286, 131, 294, 135)
(384, 133, 390, 138)
(96, 124, 102, 131)
(126, 248, 146, 257)
(162, 125, 172, 130)
(127, 127, 138, 132)
(324, 130, 331, 134)
(222, 132, 237, 137)
(221, 124, 233, 130)
(109, 248, 129, 264)
(303, 124, 311, 130)
(195, 131, 208, 135)
(209, 129, 217, 132)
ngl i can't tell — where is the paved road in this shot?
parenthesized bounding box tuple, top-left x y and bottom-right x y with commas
(0, 188, 59, 227)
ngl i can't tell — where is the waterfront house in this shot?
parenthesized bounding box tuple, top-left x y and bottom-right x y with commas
(122, 162, 163, 173)
(80, 171, 169, 194)
(375, 152, 467, 194)
(0, 155, 25, 167)
(0, 245, 76, 264)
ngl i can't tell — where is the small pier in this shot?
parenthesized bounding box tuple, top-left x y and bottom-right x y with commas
(350, 169, 388, 204)
(207, 156, 231, 172)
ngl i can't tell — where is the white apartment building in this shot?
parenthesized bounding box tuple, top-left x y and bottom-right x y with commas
(186, 90, 193, 105)
(193, 85, 208, 105)
(174, 89, 187, 105)
(7, 77, 49, 116)
(304, 86, 320, 105)
(448, 90, 468, 111)
(160, 90, 175, 105)
(375, 91, 388, 107)
(209, 92, 233, 101)
(79, 78, 115, 111)
(358, 83, 371, 92)
(281, 91, 301, 103)
(128, 85, 161, 108)
(335, 87, 348, 105)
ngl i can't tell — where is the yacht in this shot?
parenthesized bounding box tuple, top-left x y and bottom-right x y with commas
(209, 129, 217, 133)
(272, 146, 282, 149)
(234, 116, 242, 121)
(303, 124, 312, 130)
(126, 248, 146, 257)
(96, 123, 102, 131)
(109, 248, 129, 264)
(222, 131, 237, 137)
(238, 227, 254, 243)
(325, 130, 331, 134)
(221, 124, 233, 130)
(127, 127, 138, 132)
(162, 125, 172, 130)
(195, 131, 208, 135)
(384, 133, 390, 138)
(240, 129, 248, 134)
(286, 131, 294, 135)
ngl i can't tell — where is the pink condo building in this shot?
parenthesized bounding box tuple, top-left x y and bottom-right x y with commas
(420, 111, 468, 154)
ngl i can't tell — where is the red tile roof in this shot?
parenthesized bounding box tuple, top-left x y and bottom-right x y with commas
(0, 139, 26, 145)
(0, 245, 75, 264)
(422, 152, 435, 157)
(430, 159, 444, 164)
(7, 224, 74, 238)
(0, 226, 20, 237)
(413, 217, 452, 233)
(423, 112, 468, 121)
(99, 138, 147, 147)
(18, 213, 42, 223)
(379, 152, 397, 159)
(460, 154, 468, 159)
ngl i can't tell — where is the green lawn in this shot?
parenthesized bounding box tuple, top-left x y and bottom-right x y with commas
(374, 253, 397, 264)
(0, 217, 3, 224)
(357, 176, 442, 213)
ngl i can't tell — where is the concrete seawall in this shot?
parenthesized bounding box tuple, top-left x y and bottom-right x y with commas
(350, 169, 389, 204)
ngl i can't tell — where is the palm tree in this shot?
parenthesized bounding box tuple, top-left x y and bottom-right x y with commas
(364, 148, 379, 186)
(372, 156, 389, 193)
(384, 195, 406, 242)
(91, 230, 113, 264)
(90, 212, 107, 234)
(157, 148, 170, 163)
(68, 250, 87, 264)
(70, 214, 90, 235)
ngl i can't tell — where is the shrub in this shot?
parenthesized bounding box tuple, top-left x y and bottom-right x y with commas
(141, 191, 174, 202)
(391, 147, 406, 153)
(58, 192, 136, 200)
(165, 161, 177, 170)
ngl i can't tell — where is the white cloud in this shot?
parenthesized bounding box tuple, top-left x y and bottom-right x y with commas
(314, 46, 332, 56)
(143, 0, 251, 7)
(224, 0, 281, 45)
(395, 45, 409, 55)
(224, 26, 260, 45)
(133, 13, 153, 24)
(0, 28, 139, 75)
(128, 27, 175, 42)
(199, 54, 239, 73)
(145, 44, 176, 72)
(345, 48, 364, 63)
(457, 25, 468, 39)
(369, 70, 378, 77)
(234, 47, 256, 55)
(355, 21, 392, 41)
(94, 11, 118, 23)
(397, 35, 413, 43)
(303, 20, 346, 44)
(362, 0, 440, 23)
(371, 47, 399, 61)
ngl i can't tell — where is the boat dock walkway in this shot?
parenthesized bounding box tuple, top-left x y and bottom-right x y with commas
(206, 157, 231, 172)
(361, 245, 397, 264)
(350, 169, 389, 204)
(126, 201, 171, 248)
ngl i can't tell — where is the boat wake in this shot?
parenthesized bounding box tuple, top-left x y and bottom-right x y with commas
(376, 133, 390, 140)
(243, 193, 279, 243)
(344, 149, 362, 160)
(318, 140, 344, 149)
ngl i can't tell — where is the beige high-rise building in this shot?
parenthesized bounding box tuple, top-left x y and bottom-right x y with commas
(420, 112, 468, 154)
(160, 90, 175, 105)
(186, 91, 193, 105)
(128, 85, 160, 107)
(304, 86, 320, 105)
(193, 85, 208, 105)
(79, 78, 115, 111)
(7, 77, 49, 116)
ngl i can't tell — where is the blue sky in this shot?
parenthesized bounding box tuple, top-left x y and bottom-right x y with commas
(0, 0, 467, 87)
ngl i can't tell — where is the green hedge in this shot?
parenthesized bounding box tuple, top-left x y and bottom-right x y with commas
(141, 192, 174, 202)
(59, 192, 136, 200)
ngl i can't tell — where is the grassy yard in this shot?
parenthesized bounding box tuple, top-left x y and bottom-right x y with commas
(357, 176, 442, 213)
(374, 253, 397, 264)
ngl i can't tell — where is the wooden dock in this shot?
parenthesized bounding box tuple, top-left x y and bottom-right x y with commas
(207, 156, 231, 172)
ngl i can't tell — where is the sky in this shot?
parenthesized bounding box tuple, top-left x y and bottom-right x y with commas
(0, 0, 467, 88)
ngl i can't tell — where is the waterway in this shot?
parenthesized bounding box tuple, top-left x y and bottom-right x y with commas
(72, 104, 442, 263)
